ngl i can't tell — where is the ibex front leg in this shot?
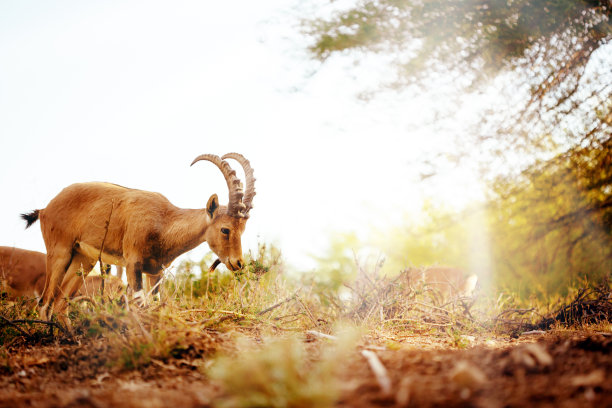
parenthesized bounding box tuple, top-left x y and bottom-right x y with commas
(126, 262, 146, 306)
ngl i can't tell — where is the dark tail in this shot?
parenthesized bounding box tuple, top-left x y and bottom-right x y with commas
(21, 210, 40, 229)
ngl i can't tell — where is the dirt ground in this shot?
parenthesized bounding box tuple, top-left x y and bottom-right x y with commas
(0, 330, 610, 408)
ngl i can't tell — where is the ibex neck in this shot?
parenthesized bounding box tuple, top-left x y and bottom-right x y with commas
(163, 208, 210, 261)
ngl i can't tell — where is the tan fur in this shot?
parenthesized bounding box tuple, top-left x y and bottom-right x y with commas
(27, 177, 248, 321)
(0, 246, 46, 298)
(404, 267, 478, 303)
(0, 246, 124, 301)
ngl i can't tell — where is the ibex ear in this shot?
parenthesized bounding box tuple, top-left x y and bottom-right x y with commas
(206, 194, 219, 218)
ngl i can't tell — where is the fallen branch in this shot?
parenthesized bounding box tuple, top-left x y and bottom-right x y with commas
(0, 315, 31, 338)
(5, 317, 70, 336)
(306, 330, 338, 341)
(257, 293, 297, 316)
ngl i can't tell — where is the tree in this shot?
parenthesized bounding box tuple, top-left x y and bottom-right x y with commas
(307, 1, 610, 91)
(489, 133, 612, 299)
(305, 0, 611, 169)
(304, 0, 612, 293)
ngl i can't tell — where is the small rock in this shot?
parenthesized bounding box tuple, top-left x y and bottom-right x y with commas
(450, 360, 487, 390)
(584, 387, 596, 401)
(571, 369, 604, 387)
(460, 335, 476, 344)
(459, 388, 471, 400)
(484, 339, 497, 347)
(512, 343, 553, 369)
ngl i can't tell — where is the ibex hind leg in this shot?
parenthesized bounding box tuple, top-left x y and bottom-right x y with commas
(52, 253, 96, 319)
(39, 251, 73, 321)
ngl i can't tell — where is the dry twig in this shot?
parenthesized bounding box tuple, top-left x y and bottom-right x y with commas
(306, 330, 338, 341)
(0, 315, 30, 338)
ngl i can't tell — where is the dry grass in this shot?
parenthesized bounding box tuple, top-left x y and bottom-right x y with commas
(1, 244, 610, 406)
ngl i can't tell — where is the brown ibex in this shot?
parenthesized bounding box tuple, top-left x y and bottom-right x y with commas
(404, 267, 479, 304)
(22, 153, 255, 322)
(0, 246, 46, 299)
(0, 246, 123, 300)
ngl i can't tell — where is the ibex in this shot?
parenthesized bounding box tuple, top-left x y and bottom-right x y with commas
(21, 153, 255, 322)
(0, 246, 124, 300)
(404, 267, 478, 304)
(0, 246, 46, 299)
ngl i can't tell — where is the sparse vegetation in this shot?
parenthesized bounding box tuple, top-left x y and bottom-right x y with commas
(208, 330, 358, 408)
(1, 1, 609, 406)
(2, 241, 610, 406)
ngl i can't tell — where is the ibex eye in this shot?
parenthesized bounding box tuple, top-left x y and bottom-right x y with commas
(221, 228, 230, 235)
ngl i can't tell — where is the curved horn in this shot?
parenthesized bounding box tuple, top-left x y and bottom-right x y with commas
(191, 154, 246, 217)
(222, 152, 256, 215)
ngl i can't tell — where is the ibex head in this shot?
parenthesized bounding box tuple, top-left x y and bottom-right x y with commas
(191, 153, 256, 272)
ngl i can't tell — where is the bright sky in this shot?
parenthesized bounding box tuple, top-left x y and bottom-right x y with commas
(0, 1, 485, 273)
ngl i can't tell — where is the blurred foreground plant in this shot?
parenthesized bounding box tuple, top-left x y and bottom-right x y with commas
(208, 328, 359, 408)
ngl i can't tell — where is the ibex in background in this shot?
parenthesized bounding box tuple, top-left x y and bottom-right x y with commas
(0, 246, 46, 299)
(22, 153, 255, 322)
(0, 246, 123, 300)
(404, 267, 479, 305)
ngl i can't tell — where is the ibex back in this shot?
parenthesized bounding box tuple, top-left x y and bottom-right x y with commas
(22, 153, 255, 322)
(0, 246, 46, 299)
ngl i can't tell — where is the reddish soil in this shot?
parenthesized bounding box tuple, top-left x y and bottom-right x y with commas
(0, 331, 610, 407)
